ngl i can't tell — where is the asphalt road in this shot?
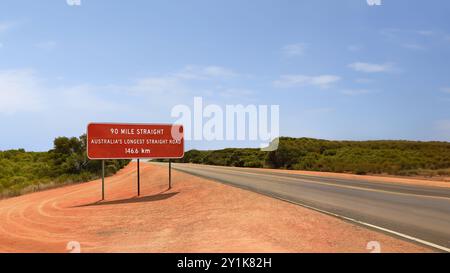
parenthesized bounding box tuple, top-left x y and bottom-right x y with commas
(170, 163, 450, 251)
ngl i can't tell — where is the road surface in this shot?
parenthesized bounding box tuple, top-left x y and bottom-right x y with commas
(170, 163, 450, 251)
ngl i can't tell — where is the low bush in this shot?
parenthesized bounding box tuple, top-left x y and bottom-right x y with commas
(175, 137, 450, 177)
(0, 134, 130, 198)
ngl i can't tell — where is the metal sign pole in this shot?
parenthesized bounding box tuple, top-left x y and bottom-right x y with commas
(102, 160, 105, 201)
(137, 159, 140, 196)
(169, 159, 172, 189)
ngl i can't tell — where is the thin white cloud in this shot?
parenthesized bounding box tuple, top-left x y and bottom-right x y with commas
(348, 45, 363, 51)
(305, 107, 335, 114)
(129, 76, 189, 96)
(348, 62, 395, 73)
(201, 66, 236, 78)
(273, 74, 341, 89)
(380, 28, 401, 39)
(381, 28, 434, 39)
(175, 65, 236, 80)
(129, 65, 238, 98)
(0, 69, 127, 115)
(0, 65, 243, 117)
(414, 29, 450, 44)
(441, 87, 450, 94)
(282, 43, 307, 56)
(0, 21, 15, 33)
(354, 78, 374, 84)
(218, 88, 254, 99)
(417, 30, 434, 36)
(341, 89, 372, 96)
(380, 28, 450, 50)
(402, 43, 425, 50)
(0, 69, 45, 114)
(35, 41, 57, 50)
(58, 84, 124, 112)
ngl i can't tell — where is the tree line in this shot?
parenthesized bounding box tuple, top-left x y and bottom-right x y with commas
(174, 137, 450, 177)
(3, 136, 449, 198)
(0, 134, 130, 198)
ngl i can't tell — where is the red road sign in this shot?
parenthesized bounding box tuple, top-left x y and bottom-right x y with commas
(87, 123, 184, 159)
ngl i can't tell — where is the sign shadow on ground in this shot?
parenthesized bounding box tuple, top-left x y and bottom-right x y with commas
(74, 192, 179, 207)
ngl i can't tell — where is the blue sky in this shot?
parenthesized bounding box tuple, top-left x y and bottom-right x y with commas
(1, 0, 450, 151)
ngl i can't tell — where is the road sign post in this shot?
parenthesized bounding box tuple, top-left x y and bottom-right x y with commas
(169, 159, 172, 189)
(137, 159, 140, 196)
(101, 160, 105, 200)
(87, 123, 184, 200)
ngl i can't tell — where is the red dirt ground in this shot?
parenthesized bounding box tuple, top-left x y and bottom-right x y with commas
(0, 163, 432, 253)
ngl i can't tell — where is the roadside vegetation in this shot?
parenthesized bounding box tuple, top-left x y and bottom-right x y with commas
(174, 137, 450, 178)
(2, 136, 449, 198)
(0, 135, 130, 198)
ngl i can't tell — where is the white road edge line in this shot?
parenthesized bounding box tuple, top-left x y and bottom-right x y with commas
(172, 164, 450, 253)
(271, 195, 450, 253)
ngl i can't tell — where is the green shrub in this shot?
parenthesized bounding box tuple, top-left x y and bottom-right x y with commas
(0, 134, 131, 198)
(177, 137, 450, 177)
